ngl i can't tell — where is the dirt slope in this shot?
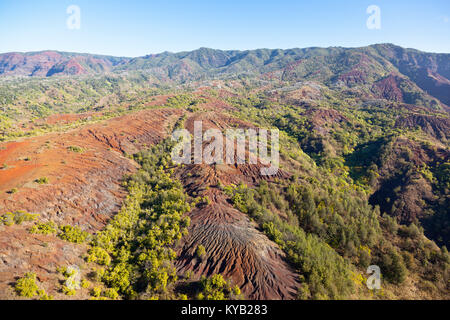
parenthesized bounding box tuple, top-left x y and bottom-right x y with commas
(1, 104, 300, 300)
(175, 165, 299, 299)
(174, 113, 299, 299)
(0, 108, 182, 298)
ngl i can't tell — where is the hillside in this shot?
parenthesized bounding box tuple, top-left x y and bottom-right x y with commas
(0, 51, 129, 77)
(1, 44, 448, 109)
(0, 44, 448, 300)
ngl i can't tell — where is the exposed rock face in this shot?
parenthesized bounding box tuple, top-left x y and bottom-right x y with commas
(0, 51, 63, 77)
(0, 51, 129, 77)
(395, 114, 450, 141)
(338, 70, 367, 86)
(307, 108, 348, 129)
(373, 74, 404, 102)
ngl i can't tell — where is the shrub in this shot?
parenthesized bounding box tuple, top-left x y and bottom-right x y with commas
(103, 288, 119, 300)
(0, 210, 39, 226)
(379, 248, 408, 284)
(62, 285, 76, 296)
(58, 225, 89, 243)
(81, 280, 91, 289)
(15, 272, 39, 298)
(29, 221, 57, 235)
(262, 222, 283, 245)
(87, 247, 111, 266)
(91, 287, 102, 297)
(197, 274, 240, 300)
(196, 245, 206, 259)
(0, 212, 15, 226)
(1, 211, 38, 226)
(13, 211, 38, 225)
(358, 248, 371, 268)
(183, 270, 193, 280)
(67, 146, 84, 153)
(382, 214, 398, 235)
(232, 285, 241, 296)
(37, 289, 53, 300)
(35, 177, 49, 184)
(398, 223, 421, 239)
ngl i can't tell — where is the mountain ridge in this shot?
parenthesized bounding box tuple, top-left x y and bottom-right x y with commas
(1, 44, 448, 108)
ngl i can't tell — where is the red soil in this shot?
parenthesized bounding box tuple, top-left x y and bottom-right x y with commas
(0, 108, 183, 227)
(373, 74, 404, 102)
(0, 108, 183, 299)
(1, 104, 300, 300)
(174, 113, 299, 299)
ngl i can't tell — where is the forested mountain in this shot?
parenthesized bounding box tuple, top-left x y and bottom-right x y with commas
(1, 44, 449, 108)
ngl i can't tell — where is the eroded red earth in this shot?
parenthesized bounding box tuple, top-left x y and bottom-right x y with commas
(175, 113, 299, 299)
(0, 107, 182, 298)
(0, 99, 299, 299)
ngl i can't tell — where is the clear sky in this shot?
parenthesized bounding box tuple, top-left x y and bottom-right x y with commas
(0, 0, 449, 57)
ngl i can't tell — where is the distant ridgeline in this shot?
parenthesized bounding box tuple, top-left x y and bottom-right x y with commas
(0, 44, 449, 108)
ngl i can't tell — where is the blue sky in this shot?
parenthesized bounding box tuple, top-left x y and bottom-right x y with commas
(0, 0, 449, 56)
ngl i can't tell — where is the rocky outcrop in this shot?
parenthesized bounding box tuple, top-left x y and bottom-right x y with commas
(395, 114, 450, 141)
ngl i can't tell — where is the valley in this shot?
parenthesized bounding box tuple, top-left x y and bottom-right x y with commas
(0, 44, 449, 300)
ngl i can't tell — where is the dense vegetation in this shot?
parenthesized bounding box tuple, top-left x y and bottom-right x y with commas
(85, 139, 191, 299)
(222, 90, 449, 298)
